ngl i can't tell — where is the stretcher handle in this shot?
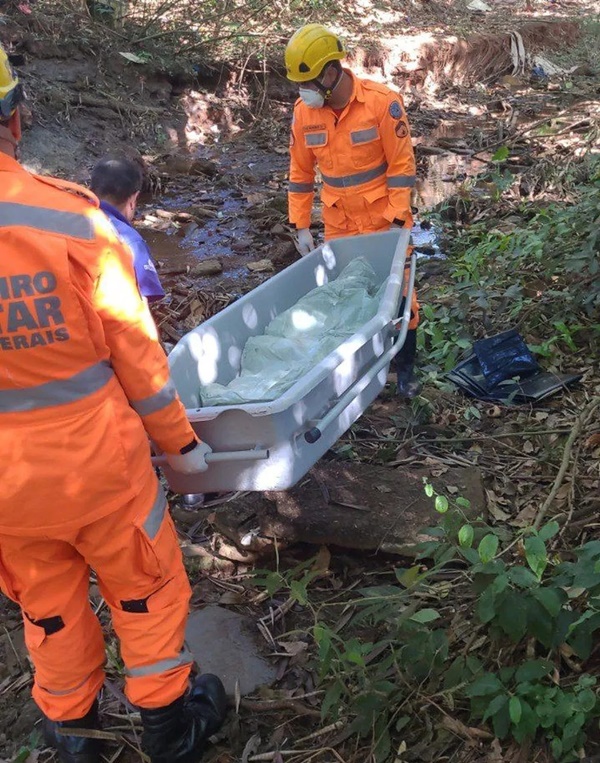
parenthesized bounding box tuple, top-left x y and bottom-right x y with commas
(151, 448, 269, 467)
(305, 255, 416, 445)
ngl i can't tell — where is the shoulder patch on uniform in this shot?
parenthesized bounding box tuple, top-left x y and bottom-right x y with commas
(395, 121, 409, 138)
(389, 101, 403, 119)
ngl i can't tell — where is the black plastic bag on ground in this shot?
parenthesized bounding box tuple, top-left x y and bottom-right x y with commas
(474, 329, 539, 388)
(447, 330, 582, 403)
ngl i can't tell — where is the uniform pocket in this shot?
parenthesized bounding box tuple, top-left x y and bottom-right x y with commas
(363, 184, 390, 228)
(350, 125, 383, 169)
(134, 483, 179, 583)
(321, 186, 347, 230)
(23, 618, 46, 650)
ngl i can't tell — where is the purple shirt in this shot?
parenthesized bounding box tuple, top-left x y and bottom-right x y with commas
(100, 200, 165, 302)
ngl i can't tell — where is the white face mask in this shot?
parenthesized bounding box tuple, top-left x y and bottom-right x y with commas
(299, 88, 325, 109)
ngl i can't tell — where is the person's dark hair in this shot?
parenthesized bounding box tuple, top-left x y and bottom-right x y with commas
(90, 155, 143, 205)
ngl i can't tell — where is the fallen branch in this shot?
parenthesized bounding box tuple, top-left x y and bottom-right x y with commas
(440, 714, 494, 741)
(258, 596, 295, 628)
(240, 698, 321, 718)
(418, 427, 580, 443)
(57, 728, 120, 742)
(533, 396, 600, 531)
(248, 742, 348, 762)
(248, 750, 321, 761)
(472, 102, 597, 158)
(296, 721, 346, 744)
(72, 92, 164, 115)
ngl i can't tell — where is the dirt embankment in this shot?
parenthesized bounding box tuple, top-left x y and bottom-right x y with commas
(4, 6, 596, 182)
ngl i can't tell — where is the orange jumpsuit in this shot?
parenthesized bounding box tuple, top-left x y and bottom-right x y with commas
(0, 153, 196, 721)
(288, 70, 419, 329)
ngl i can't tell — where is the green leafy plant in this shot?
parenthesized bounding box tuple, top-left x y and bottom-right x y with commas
(252, 555, 323, 603)
(467, 670, 597, 760)
(415, 494, 600, 761)
(421, 159, 600, 383)
(251, 480, 600, 762)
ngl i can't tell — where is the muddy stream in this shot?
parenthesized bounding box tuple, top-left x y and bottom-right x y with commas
(139, 120, 491, 308)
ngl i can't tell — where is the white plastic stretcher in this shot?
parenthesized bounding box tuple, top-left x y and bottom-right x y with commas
(154, 229, 415, 494)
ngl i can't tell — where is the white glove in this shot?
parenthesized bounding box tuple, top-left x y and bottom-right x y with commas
(166, 442, 212, 474)
(296, 228, 315, 256)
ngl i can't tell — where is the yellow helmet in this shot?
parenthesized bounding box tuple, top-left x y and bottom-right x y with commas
(285, 24, 346, 82)
(0, 45, 23, 120)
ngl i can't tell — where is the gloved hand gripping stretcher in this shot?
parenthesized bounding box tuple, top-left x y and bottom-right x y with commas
(152, 229, 415, 494)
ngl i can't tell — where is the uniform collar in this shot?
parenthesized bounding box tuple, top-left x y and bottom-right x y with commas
(325, 69, 363, 121)
(99, 199, 132, 227)
(348, 70, 366, 104)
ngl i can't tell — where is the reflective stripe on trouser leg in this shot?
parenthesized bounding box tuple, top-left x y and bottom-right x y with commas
(115, 525, 193, 709)
(0, 533, 106, 721)
(78, 475, 193, 710)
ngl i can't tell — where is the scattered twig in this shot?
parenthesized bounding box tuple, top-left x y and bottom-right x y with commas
(417, 427, 580, 443)
(533, 397, 600, 531)
(248, 751, 323, 762)
(57, 728, 120, 741)
(256, 619, 277, 649)
(247, 737, 349, 760)
(554, 443, 582, 544)
(259, 596, 295, 628)
(3, 627, 23, 671)
(103, 679, 136, 714)
(240, 698, 321, 718)
(472, 102, 596, 158)
(433, 706, 494, 741)
(295, 721, 346, 744)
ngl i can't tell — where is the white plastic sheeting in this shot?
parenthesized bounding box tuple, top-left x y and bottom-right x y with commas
(199, 258, 386, 406)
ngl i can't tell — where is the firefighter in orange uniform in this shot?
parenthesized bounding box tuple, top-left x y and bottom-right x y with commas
(0, 44, 227, 763)
(286, 24, 420, 397)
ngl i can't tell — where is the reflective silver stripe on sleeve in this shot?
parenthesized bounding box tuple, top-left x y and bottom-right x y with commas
(305, 132, 327, 147)
(387, 175, 416, 188)
(351, 126, 378, 144)
(289, 182, 314, 193)
(321, 162, 388, 189)
(0, 202, 94, 240)
(130, 378, 177, 417)
(126, 648, 194, 678)
(0, 361, 113, 413)
(143, 483, 168, 540)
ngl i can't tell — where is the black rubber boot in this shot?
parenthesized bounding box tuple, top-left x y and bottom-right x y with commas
(395, 328, 422, 399)
(141, 674, 228, 763)
(43, 700, 101, 763)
